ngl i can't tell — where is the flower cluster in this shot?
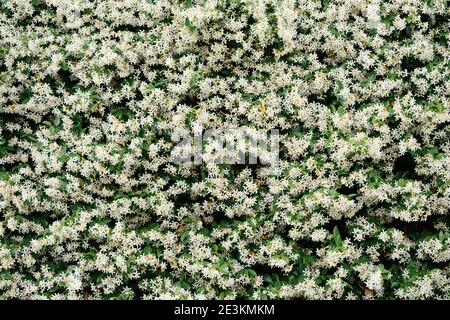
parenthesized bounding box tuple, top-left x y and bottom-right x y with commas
(0, 0, 449, 300)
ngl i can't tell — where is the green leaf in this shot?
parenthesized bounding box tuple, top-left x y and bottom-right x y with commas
(184, 17, 196, 32)
(333, 226, 342, 247)
(53, 117, 61, 127)
(183, 0, 193, 9)
(60, 61, 69, 71)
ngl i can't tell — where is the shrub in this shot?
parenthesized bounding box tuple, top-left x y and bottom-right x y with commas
(0, 0, 449, 299)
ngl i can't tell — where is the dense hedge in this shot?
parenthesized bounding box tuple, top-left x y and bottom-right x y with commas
(0, 0, 449, 299)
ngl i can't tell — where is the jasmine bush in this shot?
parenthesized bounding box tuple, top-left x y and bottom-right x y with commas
(0, 0, 449, 299)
